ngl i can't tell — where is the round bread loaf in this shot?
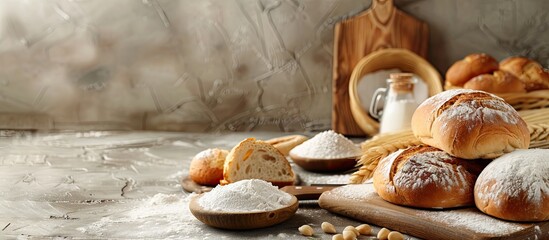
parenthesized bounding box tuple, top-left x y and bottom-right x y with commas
(446, 53, 499, 87)
(499, 56, 549, 91)
(373, 145, 487, 209)
(189, 148, 228, 186)
(463, 70, 526, 93)
(411, 89, 530, 159)
(474, 149, 549, 222)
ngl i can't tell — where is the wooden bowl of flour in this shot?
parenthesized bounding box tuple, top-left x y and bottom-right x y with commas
(189, 194, 299, 230)
(288, 130, 361, 172)
(289, 153, 358, 172)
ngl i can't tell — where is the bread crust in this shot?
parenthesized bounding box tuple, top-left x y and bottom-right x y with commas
(411, 89, 530, 159)
(189, 148, 228, 186)
(223, 138, 295, 187)
(474, 149, 549, 222)
(373, 145, 487, 209)
(463, 70, 526, 93)
(500, 56, 549, 91)
(446, 53, 498, 87)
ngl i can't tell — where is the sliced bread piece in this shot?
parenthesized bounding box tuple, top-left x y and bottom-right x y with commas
(223, 138, 295, 187)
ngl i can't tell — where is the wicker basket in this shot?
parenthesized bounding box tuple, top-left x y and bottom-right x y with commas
(498, 90, 549, 110)
(444, 84, 549, 111)
(348, 48, 443, 136)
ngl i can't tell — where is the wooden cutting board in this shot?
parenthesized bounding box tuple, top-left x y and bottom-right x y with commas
(318, 184, 548, 240)
(332, 0, 429, 136)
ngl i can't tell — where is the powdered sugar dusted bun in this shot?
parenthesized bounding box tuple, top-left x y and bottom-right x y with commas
(411, 89, 530, 159)
(373, 145, 487, 209)
(474, 149, 549, 222)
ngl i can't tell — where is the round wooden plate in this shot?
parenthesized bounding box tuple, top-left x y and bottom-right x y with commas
(289, 153, 357, 172)
(189, 194, 299, 230)
(180, 174, 302, 193)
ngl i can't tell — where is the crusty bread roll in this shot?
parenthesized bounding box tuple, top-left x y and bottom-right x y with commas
(265, 135, 308, 156)
(463, 70, 526, 93)
(222, 138, 295, 187)
(411, 89, 530, 159)
(475, 149, 549, 222)
(189, 148, 228, 186)
(499, 56, 549, 91)
(445, 53, 499, 87)
(373, 145, 488, 209)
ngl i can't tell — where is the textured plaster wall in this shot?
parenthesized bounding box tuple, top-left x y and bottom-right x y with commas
(0, 0, 547, 132)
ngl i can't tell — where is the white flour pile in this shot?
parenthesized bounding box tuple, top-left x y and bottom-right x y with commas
(289, 130, 361, 159)
(198, 179, 293, 212)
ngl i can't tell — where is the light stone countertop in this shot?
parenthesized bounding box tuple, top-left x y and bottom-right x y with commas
(0, 130, 418, 239)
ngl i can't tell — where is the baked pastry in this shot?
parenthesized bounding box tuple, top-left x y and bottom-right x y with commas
(265, 135, 308, 156)
(475, 149, 549, 222)
(189, 148, 229, 186)
(463, 70, 526, 93)
(222, 138, 295, 187)
(373, 145, 487, 209)
(499, 56, 549, 91)
(445, 53, 499, 87)
(411, 89, 530, 159)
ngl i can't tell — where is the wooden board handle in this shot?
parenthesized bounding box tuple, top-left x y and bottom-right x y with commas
(371, 0, 394, 24)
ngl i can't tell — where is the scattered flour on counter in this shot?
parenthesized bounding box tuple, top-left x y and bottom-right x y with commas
(77, 193, 202, 239)
(289, 130, 362, 159)
(330, 184, 378, 201)
(417, 210, 528, 235)
(198, 179, 293, 212)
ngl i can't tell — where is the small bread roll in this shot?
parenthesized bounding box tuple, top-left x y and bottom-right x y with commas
(265, 135, 308, 156)
(499, 56, 549, 91)
(411, 89, 530, 159)
(463, 70, 526, 93)
(189, 148, 228, 186)
(475, 149, 549, 222)
(446, 53, 499, 87)
(373, 145, 487, 208)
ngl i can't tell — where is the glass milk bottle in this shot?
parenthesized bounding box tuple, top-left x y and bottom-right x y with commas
(369, 73, 419, 134)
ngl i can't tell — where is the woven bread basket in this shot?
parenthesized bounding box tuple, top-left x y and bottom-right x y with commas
(498, 90, 549, 110)
(348, 48, 443, 136)
(444, 84, 549, 111)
